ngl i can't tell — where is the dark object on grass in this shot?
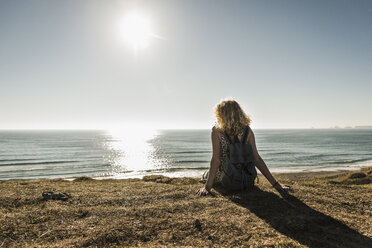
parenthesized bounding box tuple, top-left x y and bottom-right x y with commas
(42, 192, 71, 201)
(348, 173, 366, 179)
(74, 176, 93, 181)
(194, 219, 202, 231)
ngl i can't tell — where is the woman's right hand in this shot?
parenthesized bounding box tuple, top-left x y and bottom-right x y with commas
(196, 187, 210, 197)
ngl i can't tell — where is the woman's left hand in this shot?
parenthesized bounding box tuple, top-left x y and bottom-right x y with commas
(196, 187, 210, 196)
(274, 183, 294, 195)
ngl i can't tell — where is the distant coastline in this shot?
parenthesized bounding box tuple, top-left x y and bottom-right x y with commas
(354, 126, 372, 129)
(326, 125, 372, 129)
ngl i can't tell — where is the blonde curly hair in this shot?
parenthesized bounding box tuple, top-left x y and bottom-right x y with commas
(214, 98, 251, 137)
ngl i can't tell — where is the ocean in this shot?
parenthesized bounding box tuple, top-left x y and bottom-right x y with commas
(1, 129, 372, 180)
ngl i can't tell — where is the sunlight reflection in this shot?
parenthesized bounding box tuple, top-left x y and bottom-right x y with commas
(105, 128, 162, 178)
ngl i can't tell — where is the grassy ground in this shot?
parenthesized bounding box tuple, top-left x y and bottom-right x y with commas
(0, 167, 371, 247)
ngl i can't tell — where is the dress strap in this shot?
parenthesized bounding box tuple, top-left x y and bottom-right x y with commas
(242, 126, 250, 144)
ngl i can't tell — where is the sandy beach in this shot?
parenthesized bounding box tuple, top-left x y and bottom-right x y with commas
(1, 167, 371, 247)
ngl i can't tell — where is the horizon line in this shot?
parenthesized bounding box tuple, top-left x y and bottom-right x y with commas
(0, 126, 372, 131)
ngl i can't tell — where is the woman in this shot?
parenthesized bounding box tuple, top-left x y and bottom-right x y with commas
(196, 98, 293, 196)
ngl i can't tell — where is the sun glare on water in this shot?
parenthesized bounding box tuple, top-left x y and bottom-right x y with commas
(105, 127, 163, 178)
(118, 11, 157, 51)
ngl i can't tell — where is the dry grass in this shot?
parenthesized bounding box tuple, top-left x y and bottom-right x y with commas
(0, 167, 371, 247)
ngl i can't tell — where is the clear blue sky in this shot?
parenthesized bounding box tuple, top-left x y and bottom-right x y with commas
(0, 0, 371, 129)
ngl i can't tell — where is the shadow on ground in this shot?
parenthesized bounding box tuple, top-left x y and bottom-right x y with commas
(215, 186, 372, 248)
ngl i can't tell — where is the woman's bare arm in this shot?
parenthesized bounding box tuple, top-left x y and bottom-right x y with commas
(196, 127, 220, 196)
(248, 130, 293, 193)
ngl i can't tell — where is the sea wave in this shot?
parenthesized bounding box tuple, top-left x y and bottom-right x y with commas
(172, 151, 210, 154)
(173, 160, 210, 164)
(0, 160, 81, 166)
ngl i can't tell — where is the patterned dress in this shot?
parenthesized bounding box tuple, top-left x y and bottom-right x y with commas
(203, 126, 248, 183)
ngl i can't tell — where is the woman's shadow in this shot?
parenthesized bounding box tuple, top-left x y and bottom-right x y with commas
(214, 185, 372, 248)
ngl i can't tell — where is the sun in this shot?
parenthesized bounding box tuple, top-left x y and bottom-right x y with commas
(118, 11, 154, 51)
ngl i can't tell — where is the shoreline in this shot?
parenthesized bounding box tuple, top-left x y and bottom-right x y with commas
(91, 165, 372, 181)
(1, 164, 371, 182)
